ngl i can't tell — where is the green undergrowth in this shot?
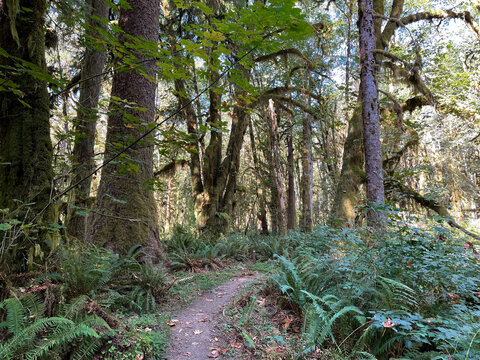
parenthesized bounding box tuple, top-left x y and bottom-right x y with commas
(2, 216, 479, 359)
(0, 244, 171, 360)
(0, 229, 271, 360)
(223, 220, 480, 359)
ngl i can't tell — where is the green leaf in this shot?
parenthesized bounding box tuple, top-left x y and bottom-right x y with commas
(0, 223, 12, 231)
(192, 1, 213, 15)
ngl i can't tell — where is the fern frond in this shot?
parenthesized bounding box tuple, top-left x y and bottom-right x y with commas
(71, 336, 103, 360)
(2, 296, 25, 334)
(24, 323, 99, 360)
(378, 276, 418, 310)
(0, 317, 74, 358)
(63, 295, 90, 319)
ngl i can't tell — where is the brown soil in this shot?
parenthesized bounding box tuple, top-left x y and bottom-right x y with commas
(165, 273, 258, 360)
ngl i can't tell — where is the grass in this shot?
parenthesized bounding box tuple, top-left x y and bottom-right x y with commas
(248, 260, 277, 274)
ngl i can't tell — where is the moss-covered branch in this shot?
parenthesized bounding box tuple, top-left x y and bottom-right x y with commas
(254, 48, 315, 70)
(154, 159, 189, 178)
(386, 180, 480, 241)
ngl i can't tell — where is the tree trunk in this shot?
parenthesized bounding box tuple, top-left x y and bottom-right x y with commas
(331, 104, 365, 226)
(249, 119, 269, 234)
(0, 0, 55, 269)
(300, 119, 313, 231)
(199, 69, 224, 232)
(358, 0, 386, 229)
(286, 113, 296, 229)
(174, 77, 204, 227)
(67, 0, 109, 242)
(88, 0, 161, 256)
(165, 178, 172, 232)
(331, 0, 403, 225)
(267, 99, 287, 235)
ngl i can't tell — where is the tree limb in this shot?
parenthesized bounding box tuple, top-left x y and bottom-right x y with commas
(399, 10, 480, 40)
(386, 180, 480, 241)
(255, 48, 315, 70)
(154, 159, 189, 177)
(382, 60, 435, 104)
(257, 86, 322, 103)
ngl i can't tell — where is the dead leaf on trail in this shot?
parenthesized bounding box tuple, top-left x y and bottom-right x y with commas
(208, 350, 220, 358)
(206, 298, 214, 302)
(282, 315, 293, 329)
(185, 321, 192, 324)
(193, 329, 203, 335)
(208, 347, 229, 358)
(192, 342, 199, 345)
(184, 352, 191, 357)
(166, 321, 176, 326)
(198, 317, 209, 322)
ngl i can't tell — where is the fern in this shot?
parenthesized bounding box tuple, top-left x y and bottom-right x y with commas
(377, 276, 418, 310)
(0, 316, 74, 358)
(271, 255, 306, 306)
(0, 294, 110, 360)
(301, 290, 364, 349)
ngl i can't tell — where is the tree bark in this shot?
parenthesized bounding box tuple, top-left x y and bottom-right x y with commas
(0, 0, 55, 269)
(174, 77, 204, 226)
(248, 119, 269, 234)
(67, 0, 109, 242)
(358, 0, 386, 229)
(330, 106, 364, 225)
(300, 84, 314, 232)
(88, 0, 161, 256)
(286, 113, 296, 230)
(331, 0, 403, 225)
(267, 99, 287, 235)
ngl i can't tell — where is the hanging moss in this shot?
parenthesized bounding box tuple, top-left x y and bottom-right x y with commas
(6, 0, 20, 47)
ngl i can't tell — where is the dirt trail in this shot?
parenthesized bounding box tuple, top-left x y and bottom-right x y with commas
(165, 273, 258, 360)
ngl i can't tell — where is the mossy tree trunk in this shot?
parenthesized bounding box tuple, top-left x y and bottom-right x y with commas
(300, 94, 313, 232)
(66, 0, 109, 242)
(267, 99, 287, 235)
(331, 0, 401, 225)
(88, 0, 161, 256)
(330, 105, 364, 225)
(249, 119, 269, 234)
(177, 61, 251, 236)
(286, 112, 296, 230)
(0, 0, 55, 268)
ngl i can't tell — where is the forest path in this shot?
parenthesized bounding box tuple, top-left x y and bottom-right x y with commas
(165, 272, 258, 360)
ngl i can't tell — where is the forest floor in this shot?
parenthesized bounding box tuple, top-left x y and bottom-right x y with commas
(165, 271, 260, 359)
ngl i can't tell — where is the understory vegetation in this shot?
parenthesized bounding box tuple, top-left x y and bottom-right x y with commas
(1, 213, 479, 359)
(257, 221, 480, 360)
(1, 0, 480, 358)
